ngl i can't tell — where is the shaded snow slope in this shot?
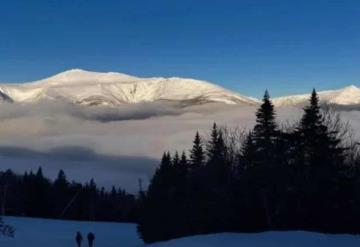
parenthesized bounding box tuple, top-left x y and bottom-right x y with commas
(0, 69, 259, 106)
(2, 216, 360, 247)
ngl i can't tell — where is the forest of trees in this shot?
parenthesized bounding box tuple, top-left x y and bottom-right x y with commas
(0, 168, 138, 222)
(137, 89, 360, 243)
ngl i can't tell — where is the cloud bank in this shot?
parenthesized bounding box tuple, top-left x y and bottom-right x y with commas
(0, 101, 358, 191)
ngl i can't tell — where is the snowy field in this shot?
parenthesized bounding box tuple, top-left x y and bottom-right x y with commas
(1, 216, 360, 247)
(1, 217, 141, 247)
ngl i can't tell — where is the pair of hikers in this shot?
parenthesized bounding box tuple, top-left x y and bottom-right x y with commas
(76, 232, 95, 247)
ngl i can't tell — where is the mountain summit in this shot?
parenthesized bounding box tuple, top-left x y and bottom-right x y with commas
(273, 85, 360, 106)
(0, 69, 259, 106)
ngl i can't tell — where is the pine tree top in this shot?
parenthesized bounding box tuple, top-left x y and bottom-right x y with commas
(36, 167, 44, 178)
(253, 90, 278, 139)
(190, 131, 205, 167)
(310, 88, 319, 108)
(180, 151, 187, 165)
(299, 89, 323, 131)
(173, 151, 180, 166)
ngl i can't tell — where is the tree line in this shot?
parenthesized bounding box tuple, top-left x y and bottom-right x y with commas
(137, 89, 360, 243)
(0, 167, 138, 222)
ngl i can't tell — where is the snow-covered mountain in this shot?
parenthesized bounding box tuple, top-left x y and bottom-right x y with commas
(0, 69, 259, 106)
(1, 70, 359, 108)
(273, 85, 360, 106)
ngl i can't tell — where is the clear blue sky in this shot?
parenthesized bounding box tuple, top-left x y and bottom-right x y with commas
(1, 0, 360, 98)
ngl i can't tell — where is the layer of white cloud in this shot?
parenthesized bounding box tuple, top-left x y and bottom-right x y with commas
(0, 101, 358, 191)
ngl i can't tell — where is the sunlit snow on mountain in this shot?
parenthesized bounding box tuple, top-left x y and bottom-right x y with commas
(0, 69, 259, 106)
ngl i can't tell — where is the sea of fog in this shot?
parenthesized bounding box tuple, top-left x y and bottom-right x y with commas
(0, 101, 358, 192)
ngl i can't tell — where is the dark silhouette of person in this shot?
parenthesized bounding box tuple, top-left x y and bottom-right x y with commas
(76, 232, 83, 247)
(87, 232, 95, 247)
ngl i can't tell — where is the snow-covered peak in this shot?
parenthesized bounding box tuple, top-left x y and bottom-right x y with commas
(342, 84, 359, 91)
(328, 85, 360, 105)
(0, 69, 259, 106)
(36, 69, 138, 86)
(273, 85, 360, 106)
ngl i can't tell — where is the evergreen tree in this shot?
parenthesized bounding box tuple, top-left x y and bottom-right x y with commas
(239, 132, 256, 172)
(205, 124, 229, 180)
(88, 179, 97, 220)
(138, 152, 176, 243)
(180, 151, 188, 167)
(111, 186, 117, 198)
(252, 90, 279, 167)
(296, 89, 344, 167)
(206, 123, 219, 161)
(189, 131, 205, 169)
(211, 131, 230, 183)
(172, 151, 180, 167)
(250, 91, 282, 228)
(293, 89, 346, 229)
(154, 152, 173, 186)
(53, 170, 69, 217)
(35, 167, 44, 180)
(177, 151, 188, 180)
(172, 151, 187, 187)
(31, 167, 51, 217)
(54, 170, 67, 186)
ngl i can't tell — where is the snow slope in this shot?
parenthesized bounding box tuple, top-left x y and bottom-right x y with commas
(149, 232, 360, 247)
(2, 216, 360, 247)
(0, 69, 259, 106)
(273, 85, 360, 106)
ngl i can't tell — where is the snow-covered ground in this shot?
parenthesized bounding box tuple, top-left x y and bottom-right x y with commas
(1, 216, 360, 247)
(149, 232, 360, 247)
(1, 216, 141, 247)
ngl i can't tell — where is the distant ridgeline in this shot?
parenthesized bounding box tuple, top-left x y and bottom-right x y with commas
(137, 89, 360, 243)
(0, 168, 138, 222)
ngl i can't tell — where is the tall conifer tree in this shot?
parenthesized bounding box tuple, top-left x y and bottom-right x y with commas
(296, 89, 344, 167)
(190, 132, 205, 169)
(252, 90, 279, 166)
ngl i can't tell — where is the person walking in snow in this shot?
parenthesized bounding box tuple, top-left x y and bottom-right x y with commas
(76, 232, 83, 247)
(87, 232, 95, 247)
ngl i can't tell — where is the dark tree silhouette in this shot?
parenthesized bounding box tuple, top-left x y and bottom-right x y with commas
(138, 88, 360, 243)
(252, 90, 279, 167)
(0, 168, 137, 223)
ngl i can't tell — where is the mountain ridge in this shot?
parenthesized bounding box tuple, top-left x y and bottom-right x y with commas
(0, 69, 259, 106)
(0, 69, 358, 107)
(273, 85, 360, 106)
